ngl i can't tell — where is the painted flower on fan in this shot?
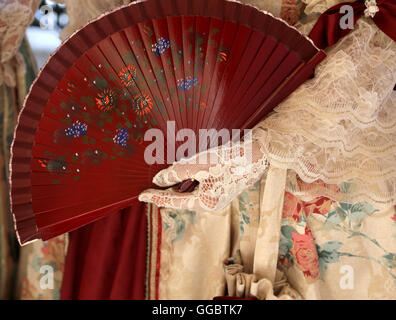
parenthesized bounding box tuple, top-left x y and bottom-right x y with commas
(133, 92, 153, 116)
(96, 89, 118, 112)
(152, 38, 170, 56)
(143, 23, 153, 37)
(38, 159, 48, 168)
(217, 50, 228, 62)
(64, 120, 88, 138)
(177, 77, 198, 91)
(119, 65, 137, 87)
(199, 101, 207, 108)
(66, 81, 76, 93)
(113, 128, 129, 147)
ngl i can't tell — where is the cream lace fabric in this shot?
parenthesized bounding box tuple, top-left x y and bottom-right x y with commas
(0, 0, 40, 87)
(254, 18, 396, 209)
(139, 137, 269, 211)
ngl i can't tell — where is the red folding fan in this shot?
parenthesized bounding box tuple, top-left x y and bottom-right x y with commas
(10, 0, 326, 244)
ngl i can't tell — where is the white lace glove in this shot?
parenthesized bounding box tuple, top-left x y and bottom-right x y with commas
(138, 135, 269, 211)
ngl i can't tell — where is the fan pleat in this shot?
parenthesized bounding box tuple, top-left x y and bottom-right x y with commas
(195, 17, 224, 133)
(228, 46, 300, 128)
(34, 193, 139, 224)
(152, 18, 184, 131)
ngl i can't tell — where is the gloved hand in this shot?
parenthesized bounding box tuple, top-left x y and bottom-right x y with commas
(138, 134, 269, 211)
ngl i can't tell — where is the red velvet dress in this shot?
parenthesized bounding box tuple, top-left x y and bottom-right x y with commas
(61, 204, 147, 299)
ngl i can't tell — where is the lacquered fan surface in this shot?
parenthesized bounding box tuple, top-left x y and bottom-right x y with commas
(10, 0, 325, 244)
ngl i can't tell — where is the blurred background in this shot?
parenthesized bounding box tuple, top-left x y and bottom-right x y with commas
(0, 0, 69, 300)
(28, 0, 66, 68)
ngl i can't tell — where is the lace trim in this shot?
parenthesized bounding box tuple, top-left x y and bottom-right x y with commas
(253, 19, 396, 208)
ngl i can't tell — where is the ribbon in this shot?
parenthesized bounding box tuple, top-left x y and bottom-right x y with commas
(309, 0, 396, 50)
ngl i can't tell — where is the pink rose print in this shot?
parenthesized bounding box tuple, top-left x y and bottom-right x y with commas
(291, 228, 320, 283)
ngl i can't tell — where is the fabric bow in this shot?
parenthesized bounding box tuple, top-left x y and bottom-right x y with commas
(309, 0, 396, 49)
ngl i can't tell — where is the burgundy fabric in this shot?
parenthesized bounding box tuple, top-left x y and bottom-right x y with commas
(309, 0, 396, 49)
(60, 203, 147, 300)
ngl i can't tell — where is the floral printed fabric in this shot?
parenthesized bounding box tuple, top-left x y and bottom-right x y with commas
(280, 190, 396, 298)
(17, 236, 67, 300)
(156, 172, 396, 299)
(1, 37, 40, 299)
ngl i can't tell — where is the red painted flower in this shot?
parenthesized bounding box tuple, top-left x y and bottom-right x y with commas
(38, 159, 48, 168)
(217, 51, 228, 62)
(199, 101, 207, 108)
(66, 81, 76, 93)
(133, 92, 153, 116)
(119, 65, 137, 87)
(96, 89, 117, 112)
(291, 228, 320, 283)
(392, 213, 396, 222)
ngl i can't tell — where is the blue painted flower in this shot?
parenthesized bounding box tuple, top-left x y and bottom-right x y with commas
(177, 77, 198, 91)
(113, 128, 129, 147)
(65, 121, 88, 138)
(152, 38, 170, 56)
